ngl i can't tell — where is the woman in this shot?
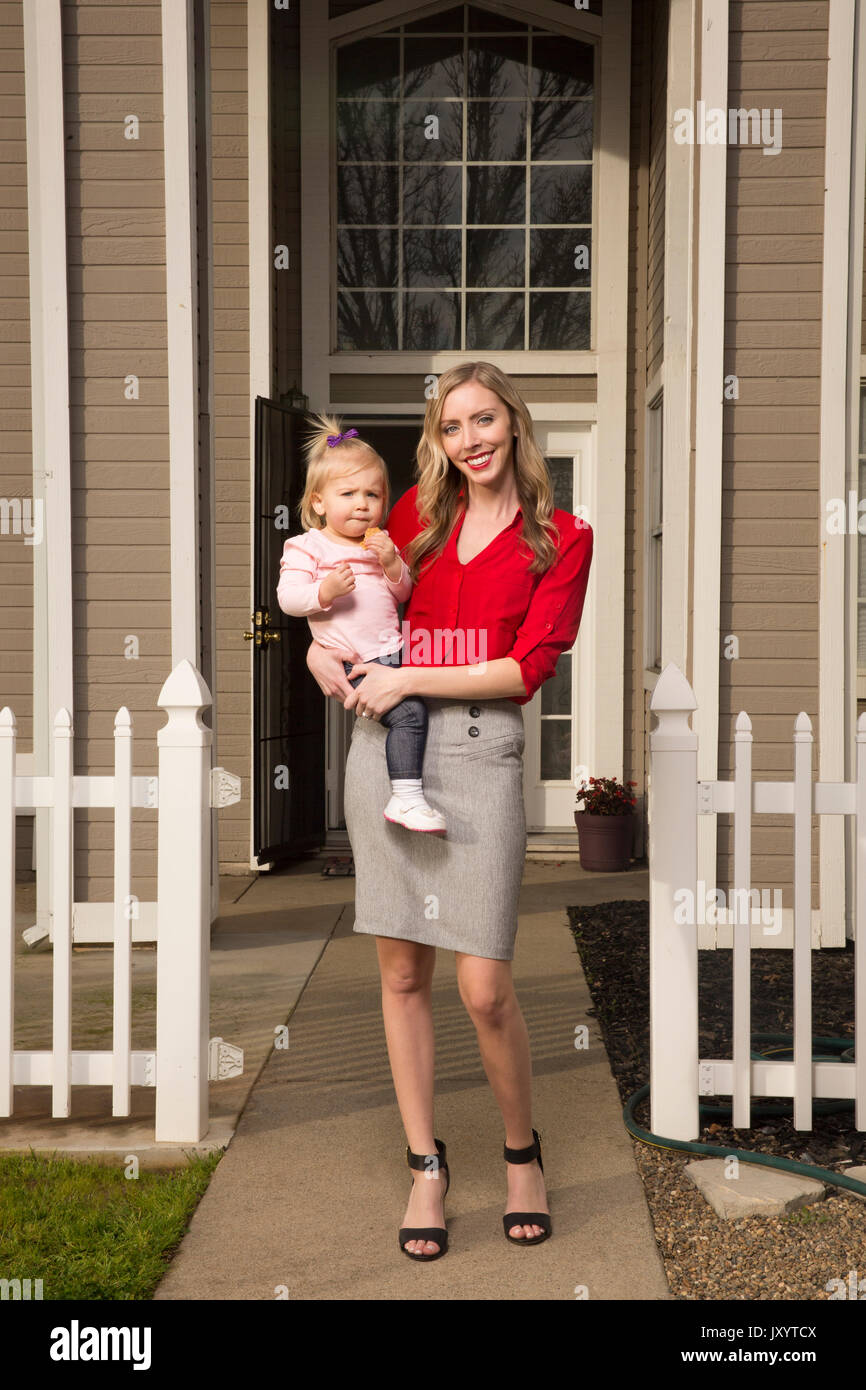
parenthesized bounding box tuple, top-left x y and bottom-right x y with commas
(305, 361, 593, 1260)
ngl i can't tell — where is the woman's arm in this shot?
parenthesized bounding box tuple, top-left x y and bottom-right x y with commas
(341, 656, 526, 717)
(399, 658, 526, 700)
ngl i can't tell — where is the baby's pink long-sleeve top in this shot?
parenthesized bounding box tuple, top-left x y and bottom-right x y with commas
(276, 527, 413, 663)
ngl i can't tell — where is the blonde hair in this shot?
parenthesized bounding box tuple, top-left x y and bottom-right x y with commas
(403, 362, 561, 581)
(298, 413, 389, 531)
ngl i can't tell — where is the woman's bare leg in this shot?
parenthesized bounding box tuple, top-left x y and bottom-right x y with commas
(455, 952, 549, 1240)
(376, 936, 446, 1256)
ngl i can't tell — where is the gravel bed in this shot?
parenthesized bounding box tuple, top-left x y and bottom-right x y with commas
(567, 899, 866, 1301)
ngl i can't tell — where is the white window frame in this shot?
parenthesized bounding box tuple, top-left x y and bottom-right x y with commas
(300, 0, 606, 409)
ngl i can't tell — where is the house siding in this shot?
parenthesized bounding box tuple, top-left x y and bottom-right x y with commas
(0, 0, 33, 879)
(718, 0, 827, 908)
(61, 0, 169, 904)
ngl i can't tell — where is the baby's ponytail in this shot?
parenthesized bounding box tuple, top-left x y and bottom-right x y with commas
(298, 413, 388, 531)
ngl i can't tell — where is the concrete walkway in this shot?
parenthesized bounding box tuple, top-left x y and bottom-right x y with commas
(149, 859, 671, 1301)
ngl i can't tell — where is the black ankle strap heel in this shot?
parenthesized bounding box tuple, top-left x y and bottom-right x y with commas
(503, 1128, 552, 1245)
(398, 1136, 450, 1261)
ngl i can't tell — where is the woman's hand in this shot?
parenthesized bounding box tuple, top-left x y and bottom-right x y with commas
(343, 660, 409, 719)
(306, 641, 354, 699)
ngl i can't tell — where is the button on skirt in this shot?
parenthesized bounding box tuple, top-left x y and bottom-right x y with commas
(344, 696, 527, 960)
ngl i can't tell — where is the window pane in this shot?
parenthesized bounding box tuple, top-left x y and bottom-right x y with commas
(404, 292, 461, 349)
(333, 10, 594, 353)
(337, 165, 398, 224)
(540, 720, 571, 780)
(530, 165, 592, 223)
(403, 228, 461, 287)
(860, 387, 866, 451)
(467, 99, 527, 161)
(546, 456, 574, 512)
(467, 164, 525, 222)
(402, 101, 463, 160)
(531, 228, 591, 286)
(337, 229, 398, 287)
(404, 37, 464, 99)
(467, 229, 524, 286)
(531, 35, 593, 99)
(337, 292, 398, 349)
(466, 291, 524, 349)
(859, 603, 866, 666)
(403, 164, 461, 224)
(531, 99, 593, 161)
(404, 5, 464, 31)
(337, 101, 398, 163)
(468, 5, 525, 31)
(529, 291, 590, 349)
(541, 653, 572, 715)
(468, 37, 527, 98)
(337, 38, 399, 99)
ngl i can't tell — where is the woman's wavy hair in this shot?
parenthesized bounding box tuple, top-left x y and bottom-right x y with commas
(403, 362, 560, 581)
(298, 413, 389, 531)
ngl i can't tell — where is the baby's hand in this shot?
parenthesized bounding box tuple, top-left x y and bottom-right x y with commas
(319, 561, 355, 604)
(363, 528, 398, 569)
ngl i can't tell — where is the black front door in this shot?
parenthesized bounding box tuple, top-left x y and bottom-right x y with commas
(253, 397, 326, 863)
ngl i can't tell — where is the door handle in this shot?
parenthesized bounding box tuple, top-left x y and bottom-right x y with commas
(243, 611, 280, 645)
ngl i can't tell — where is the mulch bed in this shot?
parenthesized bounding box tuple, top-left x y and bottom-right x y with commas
(567, 899, 866, 1300)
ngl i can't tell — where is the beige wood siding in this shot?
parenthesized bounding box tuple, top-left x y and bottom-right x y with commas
(62, 0, 169, 903)
(645, 0, 667, 385)
(0, 0, 33, 878)
(719, 0, 828, 907)
(210, 0, 251, 870)
(330, 374, 597, 404)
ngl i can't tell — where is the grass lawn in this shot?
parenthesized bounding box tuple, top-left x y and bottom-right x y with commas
(0, 1149, 223, 1300)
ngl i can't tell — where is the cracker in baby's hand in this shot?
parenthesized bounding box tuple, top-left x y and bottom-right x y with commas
(361, 526, 382, 548)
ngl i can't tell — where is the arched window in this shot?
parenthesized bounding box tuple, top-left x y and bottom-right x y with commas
(332, 3, 596, 353)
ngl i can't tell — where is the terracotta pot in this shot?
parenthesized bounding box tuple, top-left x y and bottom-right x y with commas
(574, 810, 635, 871)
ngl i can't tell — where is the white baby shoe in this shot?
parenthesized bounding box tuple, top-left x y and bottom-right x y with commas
(384, 795, 447, 834)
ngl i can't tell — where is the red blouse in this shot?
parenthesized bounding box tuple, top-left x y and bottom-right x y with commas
(385, 484, 593, 706)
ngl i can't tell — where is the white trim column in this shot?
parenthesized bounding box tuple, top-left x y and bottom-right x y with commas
(661, 0, 696, 674)
(821, 0, 858, 947)
(162, 0, 201, 667)
(23, 0, 73, 939)
(594, 0, 631, 787)
(692, 0, 728, 946)
(842, 0, 866, 942)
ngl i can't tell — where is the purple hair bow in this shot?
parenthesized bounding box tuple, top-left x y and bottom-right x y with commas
(326, 428, 359, 447)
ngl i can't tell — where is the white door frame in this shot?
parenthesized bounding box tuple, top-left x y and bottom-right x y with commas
(523, 421, 597, 830)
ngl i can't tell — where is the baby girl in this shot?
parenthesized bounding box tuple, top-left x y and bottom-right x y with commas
(276, 415, 446, 834)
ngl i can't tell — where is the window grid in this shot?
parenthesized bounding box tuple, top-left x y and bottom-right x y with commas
(334, 6, 594, 353)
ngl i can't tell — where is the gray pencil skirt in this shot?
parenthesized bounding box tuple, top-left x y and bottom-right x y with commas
(344, 696, 527, 960)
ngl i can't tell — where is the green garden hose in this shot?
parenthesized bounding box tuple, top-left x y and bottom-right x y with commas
(624, 1033, 866, 1200)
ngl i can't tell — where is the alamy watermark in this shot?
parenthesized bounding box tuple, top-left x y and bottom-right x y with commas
(0, 496, 43, 545)
(673, 102, 782, 156)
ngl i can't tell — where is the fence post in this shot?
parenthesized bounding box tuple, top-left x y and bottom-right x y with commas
(648, 663, 700, 1140)
(155, 660, 213, 1143)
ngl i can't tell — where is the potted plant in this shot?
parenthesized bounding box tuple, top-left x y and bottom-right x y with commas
(574, 776, 637, 872)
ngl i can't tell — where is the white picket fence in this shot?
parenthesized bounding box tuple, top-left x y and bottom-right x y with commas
(0, 659, 242, 1144)
(648, 662, 865, 1140)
